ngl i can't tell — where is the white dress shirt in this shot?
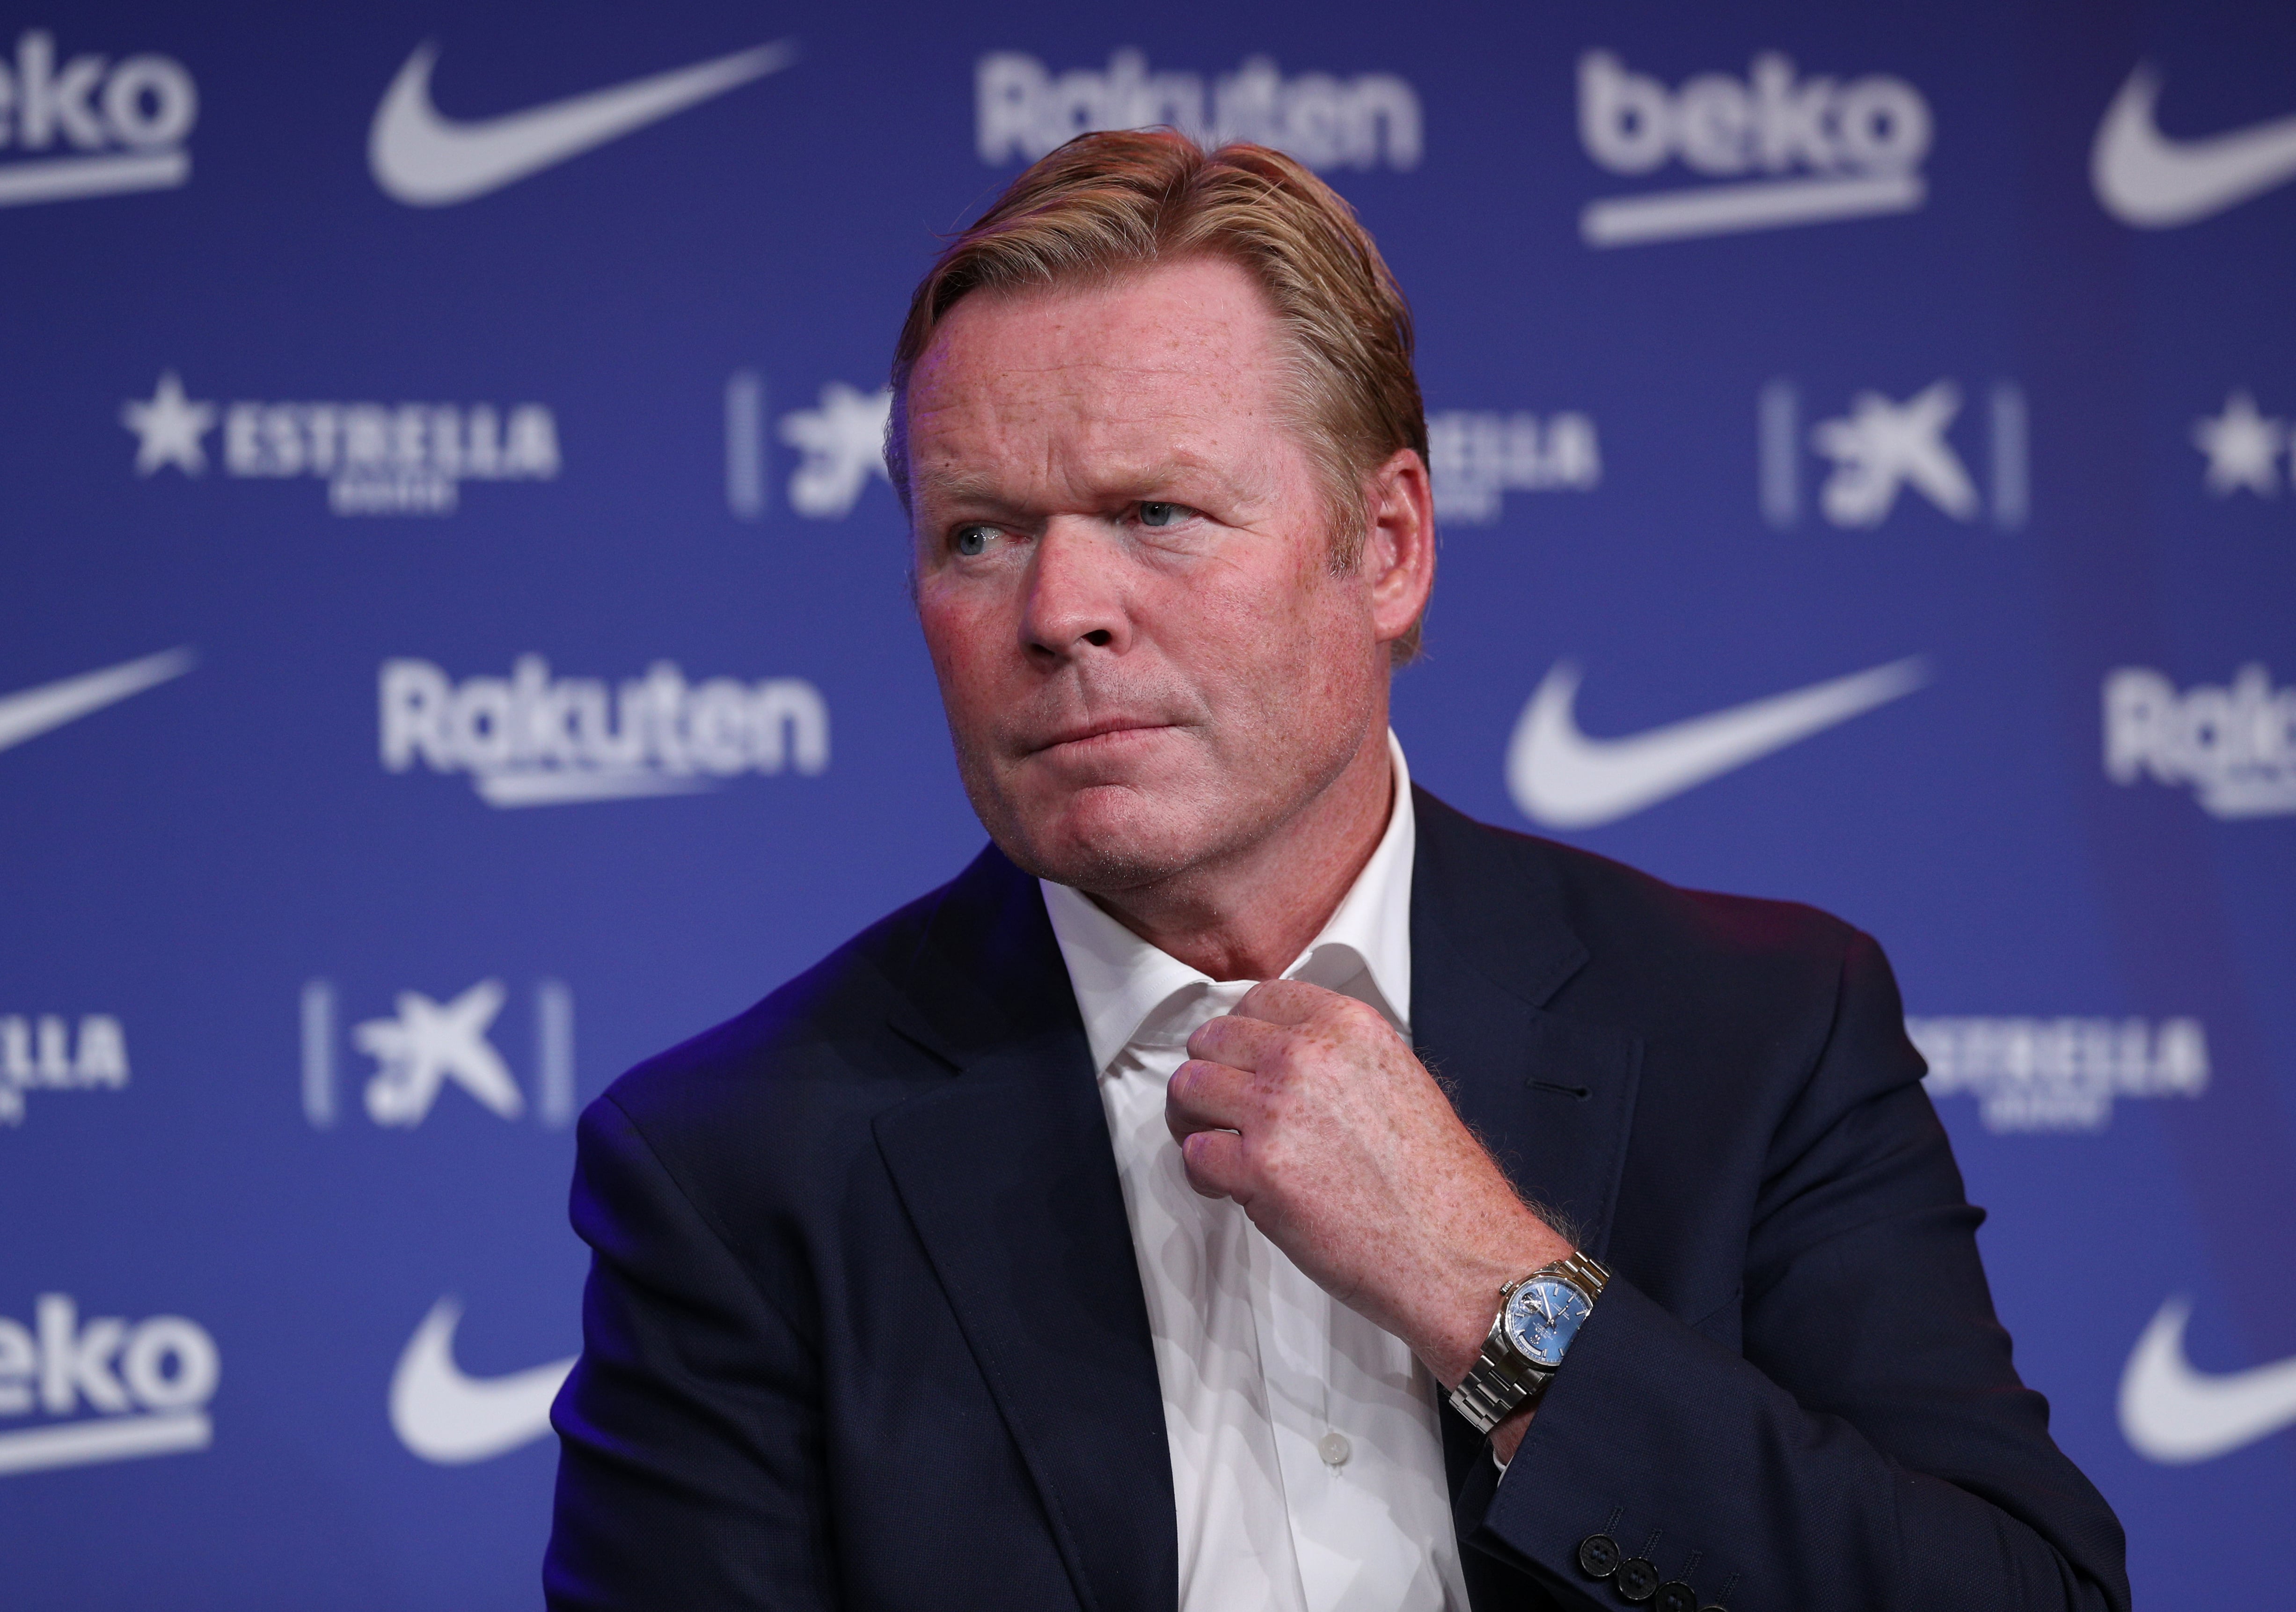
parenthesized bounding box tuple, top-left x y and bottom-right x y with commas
(1041, 733, 1470, 1612)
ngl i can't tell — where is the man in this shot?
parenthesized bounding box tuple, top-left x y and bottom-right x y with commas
(546, 132, 2127, 1612)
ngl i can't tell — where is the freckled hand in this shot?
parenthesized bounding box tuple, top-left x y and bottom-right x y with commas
(1163, 976, 1572, 1387)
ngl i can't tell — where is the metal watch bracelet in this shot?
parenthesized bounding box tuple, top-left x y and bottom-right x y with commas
(1447, 1251, 1610, 1436)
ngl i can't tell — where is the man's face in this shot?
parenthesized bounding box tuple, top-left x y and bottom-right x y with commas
(904, 255, 1396, 893)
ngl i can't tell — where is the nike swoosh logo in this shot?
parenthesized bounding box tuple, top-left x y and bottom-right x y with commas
(370, 37, 798, 207)
(2093, 66, 2296, 227)
(2120, 1295, 2296, 1463)
(0, 649, 196, 756)
(1506, 657, 1928, 829)
(388, 1297, 574, 1465)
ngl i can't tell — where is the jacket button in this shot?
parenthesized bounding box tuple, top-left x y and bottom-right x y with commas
(1614, 1556, 1660, 1602)
(1654, 1583, 1697, 1612)
(1577, 1533, 1621, 1577)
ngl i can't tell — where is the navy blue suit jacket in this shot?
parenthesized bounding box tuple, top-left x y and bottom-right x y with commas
(545, 791, 2128, 1611)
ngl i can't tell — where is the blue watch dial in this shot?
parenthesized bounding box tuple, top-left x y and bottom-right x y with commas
(1502, 1275, 1593, 1368)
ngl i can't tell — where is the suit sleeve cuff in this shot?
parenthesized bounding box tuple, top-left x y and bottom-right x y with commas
(1455, 1275, 1741, 1592)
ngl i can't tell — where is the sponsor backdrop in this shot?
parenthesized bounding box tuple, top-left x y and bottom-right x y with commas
(2, 0, 2290, 1605)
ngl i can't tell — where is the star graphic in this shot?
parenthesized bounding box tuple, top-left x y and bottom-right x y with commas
(778, 382, 892, 518)
(120, 370, 217, 477)
(2193, 389, 2285, 498)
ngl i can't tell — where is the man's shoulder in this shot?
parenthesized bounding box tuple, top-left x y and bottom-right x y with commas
(1417, 790, 1867, 1011)
(1420, 795, 1917, 1159)
(593, 856, 986, 1152)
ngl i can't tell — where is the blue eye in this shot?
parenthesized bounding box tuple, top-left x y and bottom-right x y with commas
(952, 526, 990, 557)
(1138, 502, 1182, 528)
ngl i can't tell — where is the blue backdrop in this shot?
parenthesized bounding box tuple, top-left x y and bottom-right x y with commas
(5, 2, 2292, 1605)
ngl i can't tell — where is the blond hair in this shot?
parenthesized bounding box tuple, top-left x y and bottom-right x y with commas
(888, 129, 1429, 659)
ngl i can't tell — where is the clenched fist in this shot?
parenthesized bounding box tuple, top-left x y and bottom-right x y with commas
(1165, 977, 1572, 1402)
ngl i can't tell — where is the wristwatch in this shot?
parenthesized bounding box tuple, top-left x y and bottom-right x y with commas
(1448, 1250, 1610, 1435)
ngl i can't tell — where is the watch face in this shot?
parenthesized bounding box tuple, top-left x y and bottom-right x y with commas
(1503, 1275, 1592, 1368)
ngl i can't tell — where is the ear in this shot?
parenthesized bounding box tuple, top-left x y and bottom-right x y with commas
(1360, 447, 1436, 649)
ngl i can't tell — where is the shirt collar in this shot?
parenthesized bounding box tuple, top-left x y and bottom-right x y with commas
(1041, 732, 1417, 1076)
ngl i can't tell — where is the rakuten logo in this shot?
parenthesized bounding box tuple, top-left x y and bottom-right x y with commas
(1578, 50, 1930, 246)
(0, 30, 196, 208)
(978, 49, 1420, 172)
(382, 655, 829, 807)
(0, 1296, 218, 1477)
(2106, 665, 2296, 819)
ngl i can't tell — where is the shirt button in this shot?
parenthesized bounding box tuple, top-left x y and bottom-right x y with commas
(1318, 1431, 1352, 1467)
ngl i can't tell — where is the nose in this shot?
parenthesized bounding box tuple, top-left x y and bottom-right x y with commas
(1021, 520, 1129, 662)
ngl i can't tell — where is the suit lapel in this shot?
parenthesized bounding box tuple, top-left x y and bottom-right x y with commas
(871, 847, 1176, 1612)
(1409, 789, 1641, 1254)
(1409, 791, 1643, 1506)
(869, 797, 1642, 1600)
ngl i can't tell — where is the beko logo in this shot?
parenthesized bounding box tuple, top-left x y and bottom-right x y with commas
(978, 49, 1421, 172)
(1579, 50, 1931, 247)
(0, 30, 197, 209)
(0, 1296, 218, 1477)
(382, 656, 829, 807)
(2106, 665, 2296, 819)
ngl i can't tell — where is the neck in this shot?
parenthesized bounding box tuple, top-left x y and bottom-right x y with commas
(1086, 720, 1396, 981)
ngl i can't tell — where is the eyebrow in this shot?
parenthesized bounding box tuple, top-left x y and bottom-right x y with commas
(910, 455, 1243, 517)
(909, 468, 1011, 511)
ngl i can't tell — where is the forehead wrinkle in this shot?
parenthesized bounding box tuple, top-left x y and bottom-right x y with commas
(919, 444, 1265, 519)
(914, 373, 1265, 495)
(907, 262, 1300, 519)
(910, 466, 1009, 510)
(1082, 452, 1254, 504)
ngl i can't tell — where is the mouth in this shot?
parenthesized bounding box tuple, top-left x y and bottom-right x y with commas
(1026, 718, 1175, 757)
